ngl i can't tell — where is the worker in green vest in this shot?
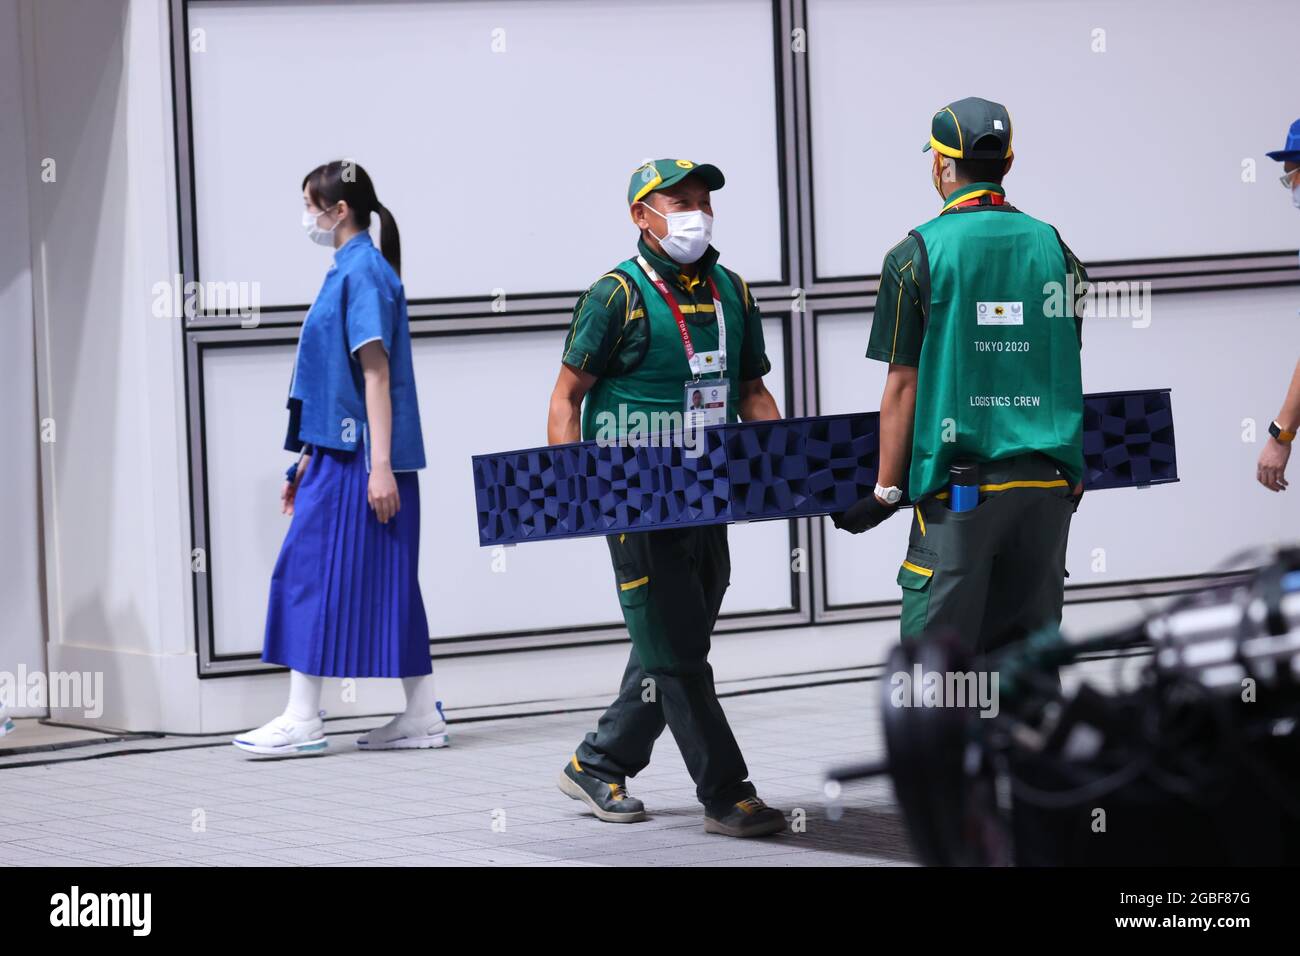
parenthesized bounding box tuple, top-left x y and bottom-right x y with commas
(547, 159, 787, 837)
(833, 97, 1088, 654)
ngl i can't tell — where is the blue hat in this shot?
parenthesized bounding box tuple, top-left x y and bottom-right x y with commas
(1266, 119, 1300, 162)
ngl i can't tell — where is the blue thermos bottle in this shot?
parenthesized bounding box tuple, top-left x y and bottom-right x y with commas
(949, 459, 979, 512)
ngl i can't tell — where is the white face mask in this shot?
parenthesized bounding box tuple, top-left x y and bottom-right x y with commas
(1281, 169, 1300, 209)
(302, 205, 340, 246)
(643, 203, 713, 264)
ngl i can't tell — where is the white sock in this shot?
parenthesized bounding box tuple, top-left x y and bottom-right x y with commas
(401, 674, 438, 719)
(284, 671, 324, 722)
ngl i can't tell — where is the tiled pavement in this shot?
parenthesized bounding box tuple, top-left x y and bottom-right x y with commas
(0, 657, 1137, 867)
(0, 679, 910, 867)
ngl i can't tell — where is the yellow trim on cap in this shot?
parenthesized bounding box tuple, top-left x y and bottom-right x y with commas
(929, 135, 964, 159)
(620, 576, 649, 591)
(632, 166, 663, 203)
(901, 560, 933, 579)
(943, 107, 964, 154)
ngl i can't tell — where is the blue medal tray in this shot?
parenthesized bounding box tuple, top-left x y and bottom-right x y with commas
(472, 387, 1176, 547)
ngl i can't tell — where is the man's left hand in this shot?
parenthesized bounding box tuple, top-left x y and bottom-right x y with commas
(831, 494, 898, 534)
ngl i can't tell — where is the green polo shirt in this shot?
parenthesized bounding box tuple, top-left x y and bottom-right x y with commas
(562, 240, 772, 442)
(867, 183, 1088, 367)
(563, 239, 771, 382)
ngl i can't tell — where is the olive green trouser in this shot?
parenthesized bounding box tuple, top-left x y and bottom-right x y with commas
(573, 525, 757, 812)
(897, 453, 1076, 655)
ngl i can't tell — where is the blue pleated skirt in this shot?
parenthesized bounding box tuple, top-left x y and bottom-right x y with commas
(262, 446, 432, 678)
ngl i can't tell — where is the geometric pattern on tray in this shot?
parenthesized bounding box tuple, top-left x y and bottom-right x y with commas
(1081, 388, 1178, 490)
(473, 388, 1176, 546)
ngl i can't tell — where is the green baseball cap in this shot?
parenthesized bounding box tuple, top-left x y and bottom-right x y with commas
(922, 97, 1014, 160)
(627, 158, 725, 205)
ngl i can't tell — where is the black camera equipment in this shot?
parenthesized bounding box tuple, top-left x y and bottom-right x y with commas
(827, 547, 1300, 865)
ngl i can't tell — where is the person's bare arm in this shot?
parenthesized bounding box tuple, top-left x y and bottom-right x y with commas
(1258, 357, 1300, 491)
(548, 364, 598, 445)
(358, 340, 400, 523)
(876, 363, 919, 501)
(739, 377, 780, 422)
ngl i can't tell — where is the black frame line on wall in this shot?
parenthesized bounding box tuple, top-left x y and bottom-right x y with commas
(175, 0, 798, 329)
(173, 0, 808, 677)
(793, 0, 1300, 292)
(171, 0, 1299, 677)
(186, 316, 805, 674)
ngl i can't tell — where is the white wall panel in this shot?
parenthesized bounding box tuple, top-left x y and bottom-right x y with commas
(1066, 286, 1299, 584)
(203, 345, 297, 657)
(808, 0, 1300, 277)
(188, 0, 783, 305)
(815, 288, 1300, 608)
(721, 314, 795, 615)
(816, 312, 914, 606)
(0, 0, 45, 700)
(204, 317, 795, 656)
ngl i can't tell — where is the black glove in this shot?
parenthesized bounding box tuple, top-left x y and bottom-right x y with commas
(831, 495, 898, 534)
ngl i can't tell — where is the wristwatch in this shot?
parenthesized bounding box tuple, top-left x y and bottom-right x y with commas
(1269, 420, 1296, 444)
(874, 482, 903, 506)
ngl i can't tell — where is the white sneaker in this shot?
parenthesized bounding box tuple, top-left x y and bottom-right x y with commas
(0, 708, 14, 737)
(357, 700, 449, 750)
(232, 710, 328, 756)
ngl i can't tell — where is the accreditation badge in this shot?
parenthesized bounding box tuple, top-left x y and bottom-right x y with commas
(684, 379, 728, 429)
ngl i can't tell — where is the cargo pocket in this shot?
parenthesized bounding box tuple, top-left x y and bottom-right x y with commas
(616, 571, 650, 609)
(897, 551, 935, 639)
(607, 532, 651, 610)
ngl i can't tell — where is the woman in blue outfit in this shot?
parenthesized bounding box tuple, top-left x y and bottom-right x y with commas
(234, 161, 445, 756)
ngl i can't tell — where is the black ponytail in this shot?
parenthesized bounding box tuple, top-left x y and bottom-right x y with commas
(302, 160, 402, 276)
(373, 202, 400, 277)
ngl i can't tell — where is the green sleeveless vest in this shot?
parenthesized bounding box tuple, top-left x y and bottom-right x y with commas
(581, 257, 746, 442)
(908, 204, 1084, 499)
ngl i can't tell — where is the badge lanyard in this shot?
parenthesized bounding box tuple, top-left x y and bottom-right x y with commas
(635, 255, 726, 381)
(942, 190, 1006, 213)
